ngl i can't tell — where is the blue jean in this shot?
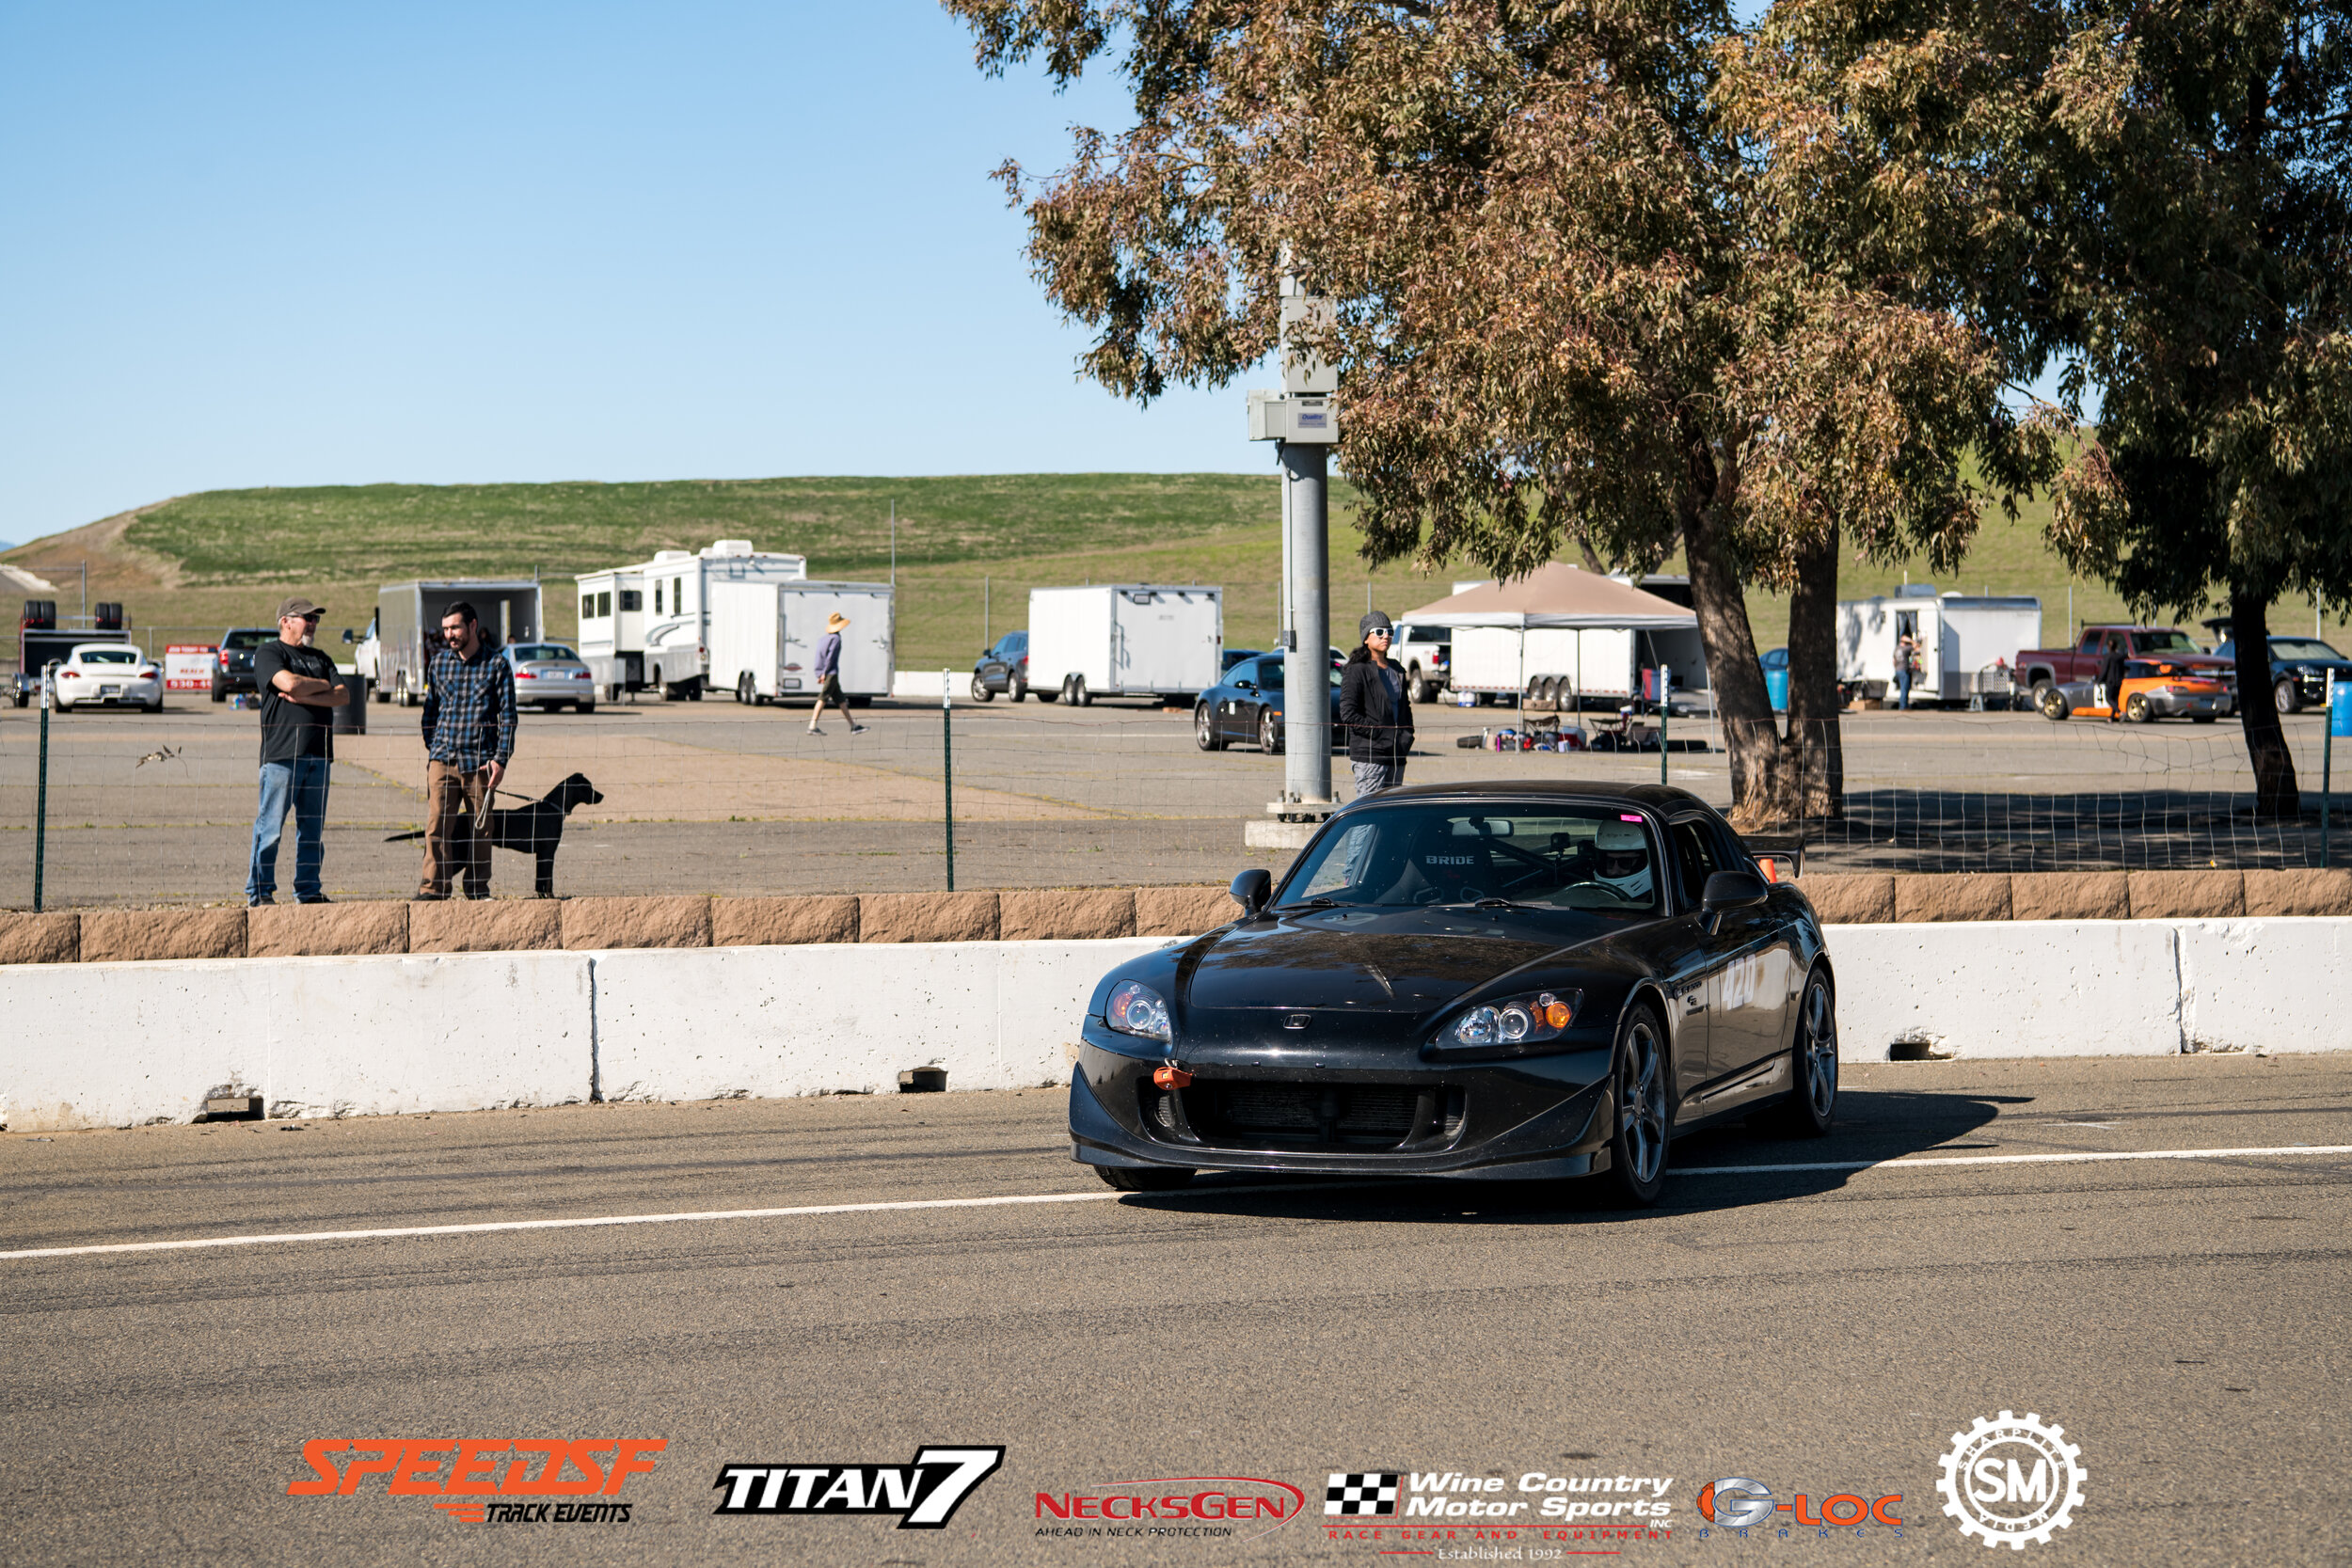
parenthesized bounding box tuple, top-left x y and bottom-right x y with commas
(247, 756, 331, 902)
(1896, 664, 1913, 709)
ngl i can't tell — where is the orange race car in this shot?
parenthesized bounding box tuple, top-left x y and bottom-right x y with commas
(2038, 659, 2236, 722)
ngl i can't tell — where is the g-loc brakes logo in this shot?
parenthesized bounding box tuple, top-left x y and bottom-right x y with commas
(287, 1439, 664, 1525)
(1696, 1477, 1903, 1531)
(713, 1446, 1003, 1529)
(1936, 1412, 2086, 1549)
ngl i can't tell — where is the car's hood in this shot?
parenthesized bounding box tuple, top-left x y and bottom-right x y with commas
(1178, 906, 1619, 1015)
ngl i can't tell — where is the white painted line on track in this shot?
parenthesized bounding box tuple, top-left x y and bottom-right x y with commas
(4, 1145, 2346, 1263)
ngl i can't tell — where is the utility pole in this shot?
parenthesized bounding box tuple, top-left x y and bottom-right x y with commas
(1245, 272, 1339, 847)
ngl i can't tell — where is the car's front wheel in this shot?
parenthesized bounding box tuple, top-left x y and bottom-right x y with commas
(2276, 676, 2300, 714)
(1095, 1164, 1194, 1193)
(1772, 968, 1837, 1137)
(1259, 708, 1282, 753)
(1599, 1002, 1671, 1207)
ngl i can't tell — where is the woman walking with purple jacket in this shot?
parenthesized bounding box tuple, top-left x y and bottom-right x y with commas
(807, 610, 865, 735)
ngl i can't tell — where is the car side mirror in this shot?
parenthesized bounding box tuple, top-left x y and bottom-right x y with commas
(1236, 679, 1256, 692)
(1701, 869, 1770, 922)
(1230, 868, 1272, 918)
(341, 628, 355, 643)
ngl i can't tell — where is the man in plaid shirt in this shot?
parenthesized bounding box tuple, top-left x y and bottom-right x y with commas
(416, 600, 517, 899)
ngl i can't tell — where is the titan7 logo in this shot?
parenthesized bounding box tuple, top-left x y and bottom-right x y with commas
(713, 1446, 1005, 1529)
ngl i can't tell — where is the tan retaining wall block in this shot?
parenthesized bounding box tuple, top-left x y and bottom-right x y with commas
(1134, 885, 1241, 938)
(1000, 888, 1136, 942)
(2242, 868, 2352, 917)
(1793, 875, 1894, 926)
(562, 895, 714, 951)
(857, 892, 1001, 944)
(246, 902, 410, 958)
(713, 895, 860, 947)
(1895, 874, 2013, 923)
(2010, 872, 2131, 922)
(79, 909, 246, 963)
(408, 899, 562, 954)
(2128, 870, 2245, 920)
(0, 911, 78, 965)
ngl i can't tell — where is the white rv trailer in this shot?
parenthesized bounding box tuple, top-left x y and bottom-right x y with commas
(574, 540, 806, 700)
(1836, 591, 2042, 705)
(1026, 585, 1224, 705)
(707, 579, 896, 705)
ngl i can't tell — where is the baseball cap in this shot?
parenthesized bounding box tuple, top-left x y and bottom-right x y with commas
(276, 597, 325, 620)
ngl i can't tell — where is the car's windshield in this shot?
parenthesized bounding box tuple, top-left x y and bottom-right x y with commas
(77, 647, 138, 664)
(223, 629, 274, 649)
(2270, 639, 2344, 662)
(2131, 630, 2199, 653)
(1277, 802, 1665, 914)
(510, 644, 578, 662)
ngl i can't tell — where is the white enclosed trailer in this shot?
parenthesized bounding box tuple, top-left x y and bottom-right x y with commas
(707, 579, 896, 705)
(1836, 592, 2041, 705)
(574, 540, 806, 700)
(376, 579, 543, 707)
(1406, 564, 1704, 705)
(1027, 585, 1223, 705)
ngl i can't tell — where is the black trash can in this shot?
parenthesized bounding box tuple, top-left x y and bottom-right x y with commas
(331, 673, 369, 734)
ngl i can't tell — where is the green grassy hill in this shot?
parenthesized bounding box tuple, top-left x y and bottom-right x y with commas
(7, 474, 2342, 674)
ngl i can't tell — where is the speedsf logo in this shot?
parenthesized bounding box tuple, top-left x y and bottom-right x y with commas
(287, 1439, 664, 1525)
(713, 1446, 1003, 1529)
(1403, 1471, 1675, 1522)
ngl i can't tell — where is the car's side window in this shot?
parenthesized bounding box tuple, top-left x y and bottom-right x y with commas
(1667, 818, 1721, 908)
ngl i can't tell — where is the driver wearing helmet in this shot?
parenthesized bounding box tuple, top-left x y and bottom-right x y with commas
(1590, 819, 1654, 900)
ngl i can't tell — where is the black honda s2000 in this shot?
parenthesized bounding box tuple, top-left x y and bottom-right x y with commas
(1070, 783, 1837, 1206)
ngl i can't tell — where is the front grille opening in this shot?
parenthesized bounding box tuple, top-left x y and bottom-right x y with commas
(1187, 1082, 1435, 1149)
(1150, 1090, 1180, 1132)
(1439, 1087, 1468, 1139)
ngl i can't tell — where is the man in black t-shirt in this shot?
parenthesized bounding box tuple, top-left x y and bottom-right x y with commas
(244, 597, 349, 906)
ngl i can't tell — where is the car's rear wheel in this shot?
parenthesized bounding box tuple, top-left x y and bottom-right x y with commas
(1771, 969, 1837, 1137)
(2038, 685, 2071, 720)
(1599, 1003, 1671, 1207)
(1094, 1164, 1195, 1193)
(1259, 708, 1282, 753)
(211, 682, 226, 704)
(2124, 691, 2152, 722)
(577, 700, 595, 714)
(1009, 674, 1027, 702)
(1195, 703, 1223, 752)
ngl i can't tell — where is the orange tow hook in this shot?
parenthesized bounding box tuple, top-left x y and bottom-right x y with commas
(1153, 1061, 1193, 1089)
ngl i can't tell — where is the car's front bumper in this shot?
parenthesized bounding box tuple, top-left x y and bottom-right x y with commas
(1069, 1030, 1617, 1182)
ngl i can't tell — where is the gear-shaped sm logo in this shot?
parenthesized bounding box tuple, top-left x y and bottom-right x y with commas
(1937, 1411, 2087, 1549)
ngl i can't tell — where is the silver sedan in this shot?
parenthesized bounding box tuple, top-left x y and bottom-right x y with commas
(501, 643, 597, 713)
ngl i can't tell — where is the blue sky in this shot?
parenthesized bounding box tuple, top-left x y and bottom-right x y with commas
(0, 2, 1267, 545)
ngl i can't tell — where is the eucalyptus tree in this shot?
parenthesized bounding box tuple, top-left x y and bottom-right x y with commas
(948, 0, 2053, 825)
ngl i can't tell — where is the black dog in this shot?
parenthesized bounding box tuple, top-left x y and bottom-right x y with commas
(386, 772, 603, 897)
(485, 772, 603, 897)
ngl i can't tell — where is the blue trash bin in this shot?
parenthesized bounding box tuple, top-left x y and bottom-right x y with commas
(2331, 679, 2352, 737)
(1765, 668, 1790, 712)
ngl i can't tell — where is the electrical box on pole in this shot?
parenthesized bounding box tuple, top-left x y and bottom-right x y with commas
(1245, 277, 1339, 848)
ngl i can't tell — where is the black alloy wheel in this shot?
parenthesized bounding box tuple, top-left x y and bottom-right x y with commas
(1259, 707, 1282, 753)
(1195, 702, 1223, 752)
(2276, 676, 2300, 715)
(1600, 1003, 1671, 1207)
(1095, 1164, 1195, 1192)
(1772, 969, 1837, 1137)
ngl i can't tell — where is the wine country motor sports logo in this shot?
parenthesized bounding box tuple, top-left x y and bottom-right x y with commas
(1695, 1476, 1904, 1537)
(287, 1439, 665, 1524)
(1936, 1412, 2087, 1549)
(1033, 1474, 1308, 1542)
(712, 1447, 1004, 1529)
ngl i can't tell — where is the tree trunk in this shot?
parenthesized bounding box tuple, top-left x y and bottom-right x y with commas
(1681, 502, 1792, 828)
(2232, 584, 2302, 819)
(1784, 528, 1846, 819)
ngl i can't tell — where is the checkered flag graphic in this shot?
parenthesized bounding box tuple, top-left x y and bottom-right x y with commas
(1327, 1472, 1401, 1516)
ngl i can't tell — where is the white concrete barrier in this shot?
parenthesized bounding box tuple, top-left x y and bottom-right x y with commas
(592, 939, 1165, 1101)
(1823, 921, 2187, 1061)
(0, 952, 593, 1132)
(4, 920, 2345, 1131)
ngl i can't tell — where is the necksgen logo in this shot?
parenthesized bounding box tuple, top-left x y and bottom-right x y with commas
(288, 1439, 665, 1526)
(713, 1446, 1004, 1529)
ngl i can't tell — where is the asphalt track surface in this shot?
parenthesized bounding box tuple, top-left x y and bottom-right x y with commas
(2, 1054, 2346, 1567)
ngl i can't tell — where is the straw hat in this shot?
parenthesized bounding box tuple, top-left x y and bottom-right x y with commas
(826, 611, 850, 631)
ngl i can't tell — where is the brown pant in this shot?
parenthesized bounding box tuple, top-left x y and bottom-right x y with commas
(420, 761, 491, 898)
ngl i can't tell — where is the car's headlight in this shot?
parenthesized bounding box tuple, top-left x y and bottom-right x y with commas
(1439, 990, 1581, 1048)
(1105, 980, 1172, 1042)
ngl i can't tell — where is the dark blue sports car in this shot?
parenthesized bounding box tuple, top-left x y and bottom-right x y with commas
(1069, 782, 1836, 1206)
(1194, 650, 1347, 752)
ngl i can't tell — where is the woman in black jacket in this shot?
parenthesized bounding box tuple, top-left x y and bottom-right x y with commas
(1339, 611, 1416, 795)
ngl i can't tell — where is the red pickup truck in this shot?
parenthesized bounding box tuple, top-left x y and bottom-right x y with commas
(2016, 626, 2237, 700)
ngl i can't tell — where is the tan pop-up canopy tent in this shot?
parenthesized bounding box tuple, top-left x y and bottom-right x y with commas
(1401, 563, 1706, 703)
